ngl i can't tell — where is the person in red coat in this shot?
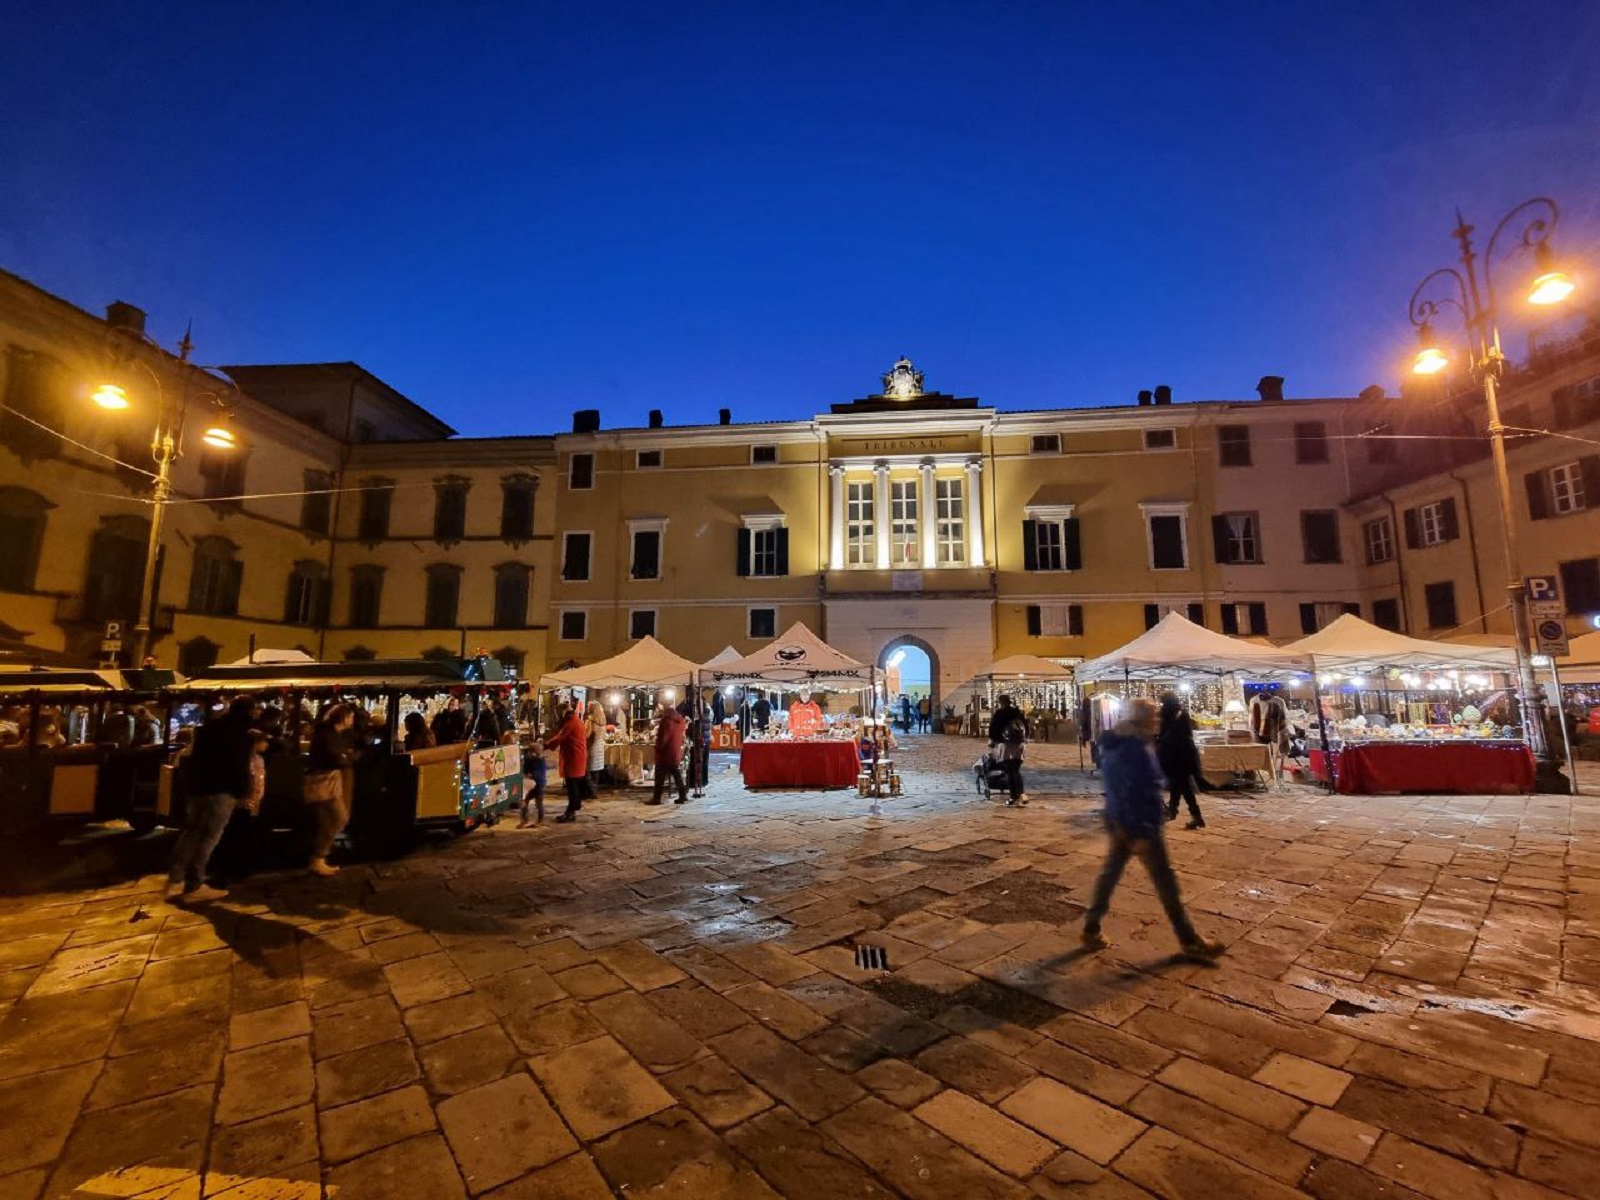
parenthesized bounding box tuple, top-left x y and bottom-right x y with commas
(649, 702, 689, 805)
(543, 705, 589, 823)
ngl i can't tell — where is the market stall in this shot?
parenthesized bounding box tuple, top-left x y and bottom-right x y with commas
(1287, 614, 1526, 794)
(702, 646, 747, 750)
(971, 654, 1077, 741)
(708, 623, 876, 790)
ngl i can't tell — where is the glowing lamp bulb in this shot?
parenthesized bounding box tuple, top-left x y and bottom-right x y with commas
(1527, 270, 1575, 306)
(1412, 346, 1449, 376)
(92, 383, 130, 410)
(662, 689, 675, 701)
(608, 692, 621, 704)
(201, 424, 236, 450)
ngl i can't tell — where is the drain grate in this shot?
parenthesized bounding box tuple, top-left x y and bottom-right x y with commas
(854, 944, 890, 972)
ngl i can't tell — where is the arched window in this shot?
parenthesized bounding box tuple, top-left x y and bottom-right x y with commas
(84, 515, 151, 623)
(188, 537, 242, 616)
(424, 564, 463, 629)
(178, 636, 220, 676)
(284, 560, 330, 626)
(493, 563, 530, 629)
(0, 487, 53, 592)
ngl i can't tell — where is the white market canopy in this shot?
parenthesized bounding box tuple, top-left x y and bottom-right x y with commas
(701, 646, 743, 671)
(541, 636, 701, 690)
(708, 622, 871, 687)
(979, 654, 1076, 681)
(1286, 614, 1518, 675)
(1076, 612, 1311, 682)
(1557, 631, 1600, 685)
(226, 648, 316, 667)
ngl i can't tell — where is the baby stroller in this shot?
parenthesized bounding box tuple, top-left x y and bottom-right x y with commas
(974, 749, 1010, 799)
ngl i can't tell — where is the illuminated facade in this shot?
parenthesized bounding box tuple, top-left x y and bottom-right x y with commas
(3, 267, 1598, 706)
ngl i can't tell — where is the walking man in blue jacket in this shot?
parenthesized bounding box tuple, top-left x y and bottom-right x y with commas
(1083, 697, 1223, 959)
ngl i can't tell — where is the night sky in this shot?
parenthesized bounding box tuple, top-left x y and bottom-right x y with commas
(3, 2, 1597, 437)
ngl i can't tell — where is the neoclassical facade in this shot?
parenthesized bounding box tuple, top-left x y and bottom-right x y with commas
(3, 268, 1598, 706)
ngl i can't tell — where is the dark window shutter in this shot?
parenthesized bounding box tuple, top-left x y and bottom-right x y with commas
(1026, 605, 1041, 636)
(1343, 602, 1361, 616)
(224, 559, 244, 616)
(1524, 472, 1550, 520)
(1439, 497, 1460, 541)
(1403, 507, 1422, 547)
(1143, 604, 1160, 630)
(1064, 518, 1082, 571)
(1022, 520, 1039, 571)
(1220, 604, 1239, 635)
(736, 528, 751, 577)
(1579, 456, 1600, 508)
(1212, 515, 1230, 563)
(1068, 605, 1084, 636)
(283, 573, 300, 624)
(1299, 602, 1317, 634)
(775, 527, 789, 576)
(1248, 602, 1267, 635)
(1186, 602, 1204, 626)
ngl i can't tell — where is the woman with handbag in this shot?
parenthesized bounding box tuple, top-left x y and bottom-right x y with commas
(305, 702, 356, 876)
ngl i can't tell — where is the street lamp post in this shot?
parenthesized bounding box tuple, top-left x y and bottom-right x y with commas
(92, 329, 237, 669)
(1406, 197, 1577, 792)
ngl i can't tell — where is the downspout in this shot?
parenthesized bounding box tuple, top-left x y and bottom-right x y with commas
(816, 424, 828, 643)
(1189, 410, 1207, 622)
(318, 373, 359, 660)
(1383, 493, 1410, 633)
(1448, 471, 1490, 632)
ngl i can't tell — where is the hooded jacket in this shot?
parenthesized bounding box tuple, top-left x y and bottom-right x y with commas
(1155, 698, 1200, 781)
(1098, 722, 1166, 839)
(654, 707, 686, 764)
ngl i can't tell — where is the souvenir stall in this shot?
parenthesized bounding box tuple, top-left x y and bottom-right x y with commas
(1075, 613, 1313, 786)
(1286, 614, 1528, 794)
(701, 646, 747, 751)
(540, 636, 701, 787)
(972, 655, 1077, 743)
(708, 623, 874, 789)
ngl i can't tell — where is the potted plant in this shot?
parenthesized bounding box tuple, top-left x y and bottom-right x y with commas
(941, 704, 962, 735)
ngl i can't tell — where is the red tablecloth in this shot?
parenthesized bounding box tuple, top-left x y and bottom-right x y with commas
(740, 740, 860, 789)
(1334, 742, 1534, 795)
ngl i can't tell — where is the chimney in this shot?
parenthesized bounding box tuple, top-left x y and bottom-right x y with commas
(648, 409, 663, 429)
(1256, 375, 1285, 403)
(1153, 385, 1172, 406)
(1137, 390, 1153, 406)
(1358, 384, 1387, 403)
(718, 408, 732, 426)
(105, 301, 146, 335)
(572, 409, 600, 434)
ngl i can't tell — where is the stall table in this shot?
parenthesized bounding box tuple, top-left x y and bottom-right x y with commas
(1198, 742, 1275, 787)
(1328, 741, 1533, 795)
(740, 740, 860, 789)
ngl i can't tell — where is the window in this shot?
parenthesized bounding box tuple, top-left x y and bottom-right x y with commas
(83, 516, 149, 623)
(1144, 428, 1176, 451)
(1424, 581, 1458, 630)
(1211, 512, 1261, 565)
(559, 610, 587, 641)
(1552, 377, 1600, 429)
(561, 532, 592, 582)
(748, 607, 777, 639)
(1372, 598, 1402, 631)
(424, 564, 463, 628)
(935, 478, 965, 565)
(1298, 600, 1361, 633)
(1365, 424, 1397, 464)
(846, 481, 875, 567)
(1294, 421, 1329, 464)
(1560, 558, 1600, 616)
(1301, 511, 1341, 564)
(1, 346, 64, 462)
(1022, 508, 1081, 572)
(433, 478, 468, 543)
(177, 637, 219, 677)
(568, 453, 594, 490)
(1526, 460, 1600, 519)
(1025, 604, 1083, 637)
(629, 609, 656, 640)
(493, 563, 531, 629)
(1551, 462, 1588, 514)
(1364, 517, 1394, 565)
(1031, 433, 1061, 454)
(1218, 425, 1251, 467)
(1404, 498, 1458, 548)
(636, 450, 662, 469)
(738, 521, 789, 578)
(283, 561, 330, 626)
(300, 470, 332, 535)
(500, 474, 536, 541)
(188, 537, 242, 617)
(890, 480, 918, 566)
(751, 444, 778, 465)
(1144, 507, 1188, 570)
(630, 526, 662, 580)
(198, 446, 246, 508)
(1144, 602, 1206, 630)
(0, 487, 51, 591)
(358, 480, 394, 542)
(349, 565, 384, 629)
(1219, 602, 1268, 636)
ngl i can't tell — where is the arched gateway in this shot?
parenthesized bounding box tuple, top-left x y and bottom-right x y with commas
(878, 634, 940, 725)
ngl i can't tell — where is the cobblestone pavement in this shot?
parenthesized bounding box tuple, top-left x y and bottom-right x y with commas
(4, 735, 1600, 1199)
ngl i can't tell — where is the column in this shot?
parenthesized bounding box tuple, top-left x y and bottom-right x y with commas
(965, 458, 985, 568)
(828, 464, 846, 570)
(873, 461, 890, 570)
(919, 457, 936, 567)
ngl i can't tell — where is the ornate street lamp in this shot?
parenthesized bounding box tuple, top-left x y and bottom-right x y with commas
(1405, 197, 1576, 789)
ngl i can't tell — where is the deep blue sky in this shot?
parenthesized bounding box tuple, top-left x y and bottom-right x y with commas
(3, 2, 1598, 437)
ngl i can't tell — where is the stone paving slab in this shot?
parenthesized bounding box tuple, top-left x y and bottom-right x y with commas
(1, 738, 1599, 1197)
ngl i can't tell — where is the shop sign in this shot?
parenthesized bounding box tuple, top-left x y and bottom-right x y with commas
(833, 434, 978, 458)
